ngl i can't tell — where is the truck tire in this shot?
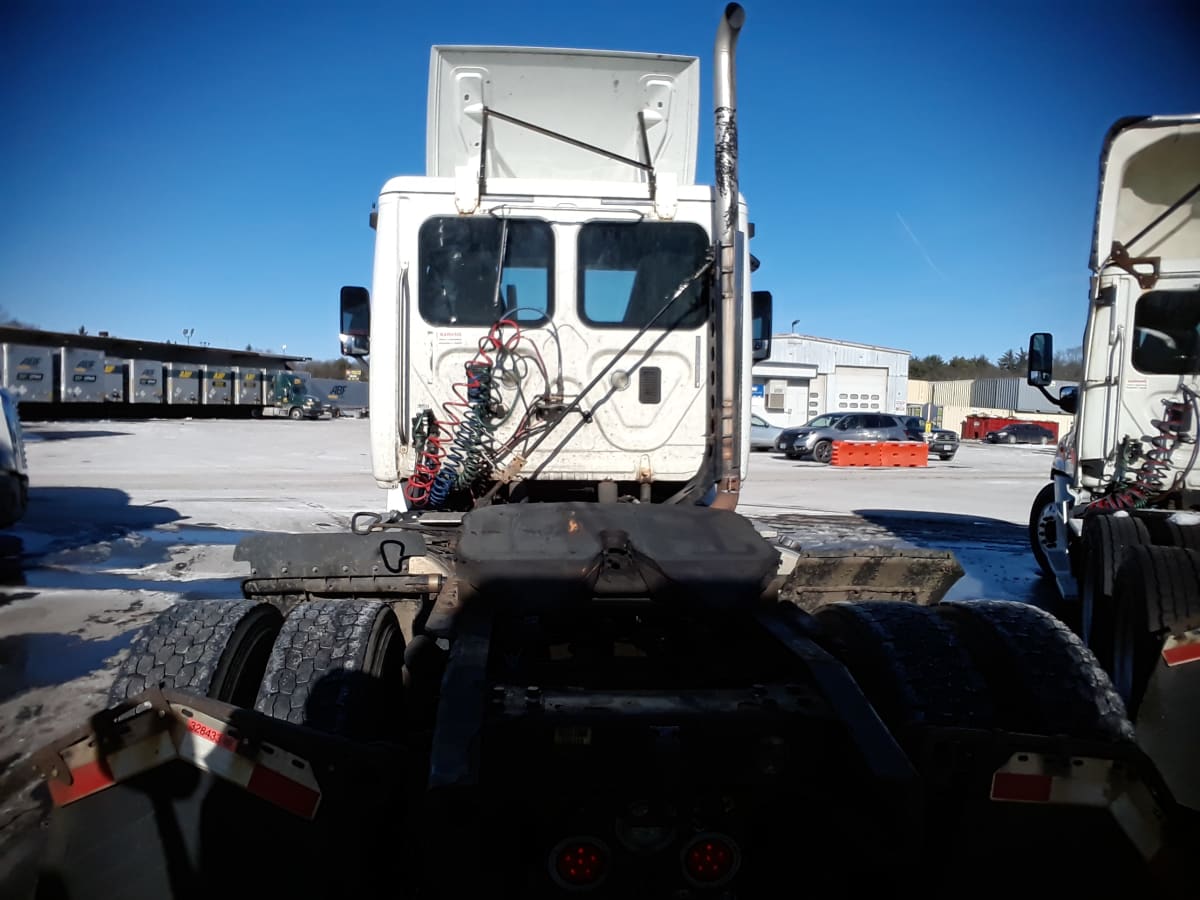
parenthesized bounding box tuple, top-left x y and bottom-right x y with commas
(254, 599, 405, 740)
(812, 440, 833, 464)
(936, 600, 1133, 742)
(1111, 545, 1200, 714)
(1142, 515, 1200, 553)
(289, 406, 303, 420)
(1080, 514, 1150, 671)
(1028, 482, 1061, 580)
(108, 599, 283, 708)
(814, 602, 993, 730)
(0, 472, 27, 528)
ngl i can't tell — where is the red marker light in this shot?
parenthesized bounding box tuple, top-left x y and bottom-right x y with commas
(682, 833, 740, 887)
(550, 837, 609, 890)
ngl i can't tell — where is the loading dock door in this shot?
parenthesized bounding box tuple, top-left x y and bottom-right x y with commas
(831, 366, 888, 413)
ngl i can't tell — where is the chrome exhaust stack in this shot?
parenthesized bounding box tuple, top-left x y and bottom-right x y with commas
(712, 3, 744, 509)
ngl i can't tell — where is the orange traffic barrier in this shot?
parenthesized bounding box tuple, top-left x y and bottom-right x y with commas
(831, 441, 928, 467)
(830, 441, 882, 466)
(878, 441, 928, 467)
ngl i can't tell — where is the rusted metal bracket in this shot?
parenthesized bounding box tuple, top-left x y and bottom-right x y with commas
(424, 577, 465, 637)
(1108, 241, 1161, 290)
(242, 574, 442, 597)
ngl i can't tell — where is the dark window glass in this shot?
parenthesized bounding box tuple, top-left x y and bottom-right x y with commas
(419, 217, 552, 326)
(1132, 289, 1200, 375)
(578, 222, 708, 329)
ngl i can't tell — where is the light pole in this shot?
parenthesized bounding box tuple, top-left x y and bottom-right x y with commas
(790, 319, 801, 333)
(182, 327, 195, 345)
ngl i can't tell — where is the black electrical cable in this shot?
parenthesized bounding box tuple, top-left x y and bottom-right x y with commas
(478, 254, 714, 503)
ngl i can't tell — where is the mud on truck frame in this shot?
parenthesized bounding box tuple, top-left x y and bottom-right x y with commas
(22, 9, 1198, 898)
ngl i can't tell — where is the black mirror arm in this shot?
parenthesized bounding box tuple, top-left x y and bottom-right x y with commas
(1033, 383, 1076, 414)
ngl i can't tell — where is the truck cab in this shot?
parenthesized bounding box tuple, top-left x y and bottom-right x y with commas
(260, 371, 327, 419)
(1028, 114, 1200, 600)
(341, 43, 768, 511)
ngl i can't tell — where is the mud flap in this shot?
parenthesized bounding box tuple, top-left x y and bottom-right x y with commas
(1135, 650, 1200, 812)
(776, 547, 964, 611)
(28, 691, 411, 900)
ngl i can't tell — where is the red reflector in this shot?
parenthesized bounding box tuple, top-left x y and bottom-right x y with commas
(46, 758, 115, 807)
(1163, 637, 1200, 667)
(991, 771, 1053, 803)
(550, 838, 608, 889)
(682, 834, 740, 887)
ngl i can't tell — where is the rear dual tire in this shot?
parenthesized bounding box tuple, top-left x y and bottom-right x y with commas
(254, 599, 406, 740)
(110, 598, 408, 744)
(1080, 514, 1150, 672)
(815, 599, 1132, 742)
(109, 599, 283, 708)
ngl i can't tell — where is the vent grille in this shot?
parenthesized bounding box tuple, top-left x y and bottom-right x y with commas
(639, 367, 662, 404)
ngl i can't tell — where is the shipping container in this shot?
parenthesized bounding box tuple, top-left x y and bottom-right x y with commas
(61, 347, 106, 402)
(3, 345, 54, 403)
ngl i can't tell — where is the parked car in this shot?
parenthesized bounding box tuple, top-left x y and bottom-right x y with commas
(901, 416, 930, 441)
(784, 412, 917, 464)
(985, 423, 1056, 445)
(0, 389, 29, 527)
(927, 428, 960, 460)
(901, 416, 960, 459)
(749, 414, 782, 451)
(775, 413, 850, 457)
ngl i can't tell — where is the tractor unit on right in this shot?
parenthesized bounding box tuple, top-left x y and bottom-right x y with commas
(1027, 113, 1200, 809)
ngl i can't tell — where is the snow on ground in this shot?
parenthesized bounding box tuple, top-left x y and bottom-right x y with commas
(0, 418, 1060, 876)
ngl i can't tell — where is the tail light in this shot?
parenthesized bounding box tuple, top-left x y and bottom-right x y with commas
(549, 836, 609, 890)
(682, 833, 740, 887)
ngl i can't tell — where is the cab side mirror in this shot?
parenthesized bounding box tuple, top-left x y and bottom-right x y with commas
(340, 286, 371, 358)
(1027, 332, 1053, 386)
(1059, 384, 1079, 415)
(752, 291, 772, 362)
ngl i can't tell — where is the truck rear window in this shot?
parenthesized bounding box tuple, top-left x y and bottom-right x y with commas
(1131, 289, 1200, 375)
(418, 217, 553, 327)
(577, 222, 709, 329)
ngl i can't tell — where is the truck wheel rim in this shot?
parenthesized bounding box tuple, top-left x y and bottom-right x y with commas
(1035, 501, 1058, 554)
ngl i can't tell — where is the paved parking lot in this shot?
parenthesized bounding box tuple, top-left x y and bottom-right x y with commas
(742, 439, 1055, 524)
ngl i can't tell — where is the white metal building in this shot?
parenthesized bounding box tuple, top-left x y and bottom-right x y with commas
(750, 334, 910, 427)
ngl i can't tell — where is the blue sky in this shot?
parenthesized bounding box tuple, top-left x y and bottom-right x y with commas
(1, 0, 1196, 362)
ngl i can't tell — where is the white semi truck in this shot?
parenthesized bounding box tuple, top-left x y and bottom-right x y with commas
(337, 35, 767, 512)
(22, 11, 1197, 898)
(1026, 113, 1199, 808)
